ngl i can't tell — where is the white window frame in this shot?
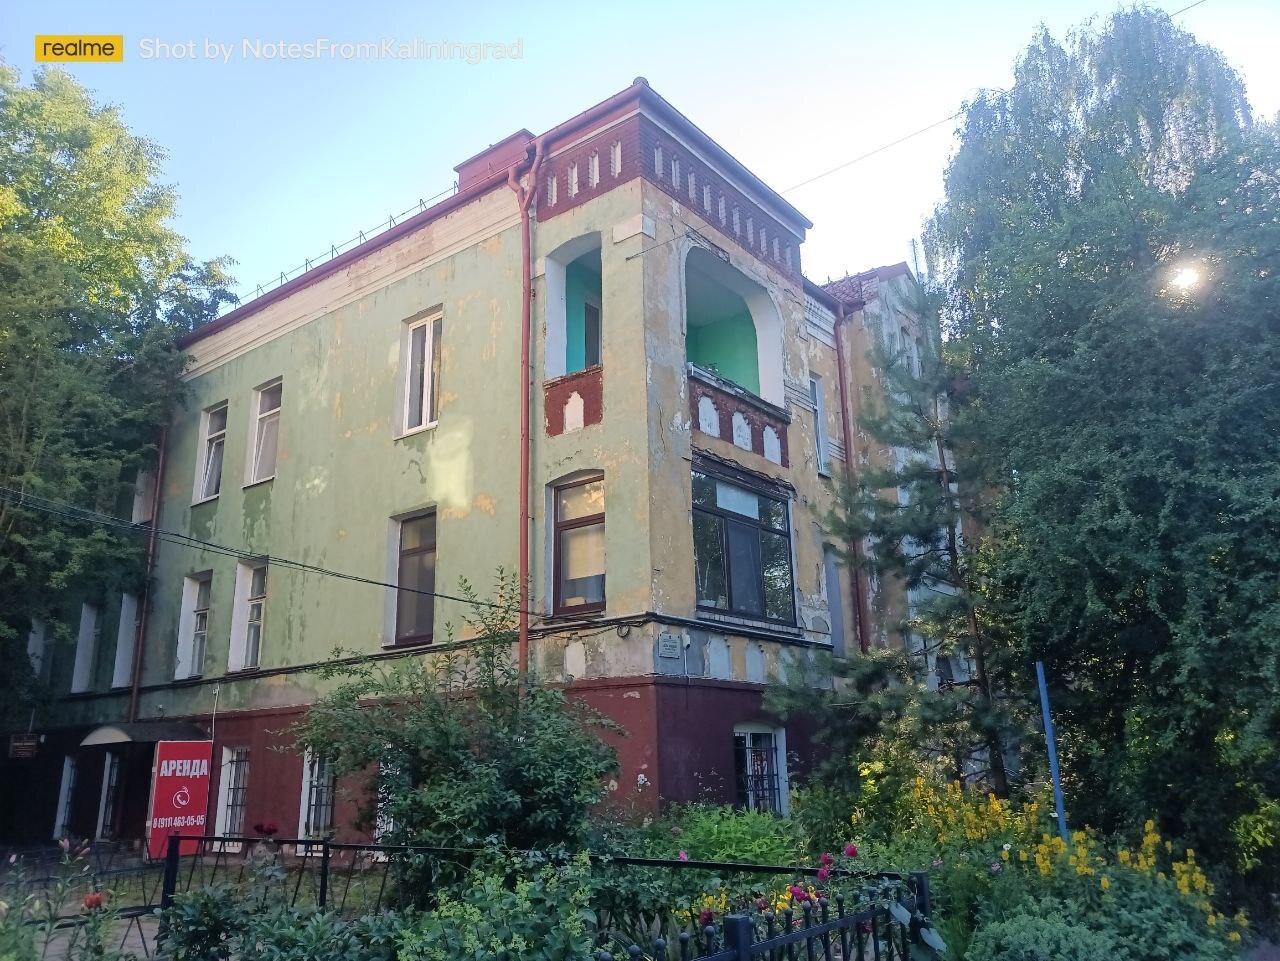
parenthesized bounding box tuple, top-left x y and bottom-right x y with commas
(193, 404, 228, 504)
(400, 313, 443, 436)
(246, 380, 282, 486)
(228, 561, 267, 672)
(111, 593, 139, 689)
(810, 376, 831, 476)
(175, 573, 212, 679)
(70, 603, 99, 694)
(54, 755, 77, 839)
(95, 751, 123, 840)
(733, 723, 789, 815)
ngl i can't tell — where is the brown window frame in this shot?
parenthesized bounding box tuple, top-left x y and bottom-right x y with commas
(395, 511, 436, 646)
(553, 477, 606, 616)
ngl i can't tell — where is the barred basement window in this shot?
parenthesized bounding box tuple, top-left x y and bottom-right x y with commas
(734, 725, 788, 814)
(301, 753, 336, 836)
(219, 748, 250, 836)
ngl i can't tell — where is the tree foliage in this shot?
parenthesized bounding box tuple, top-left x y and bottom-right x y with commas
(924, 6, 1280, 912)
(0, 65, 236, 725)
(297, 574, 619, 858)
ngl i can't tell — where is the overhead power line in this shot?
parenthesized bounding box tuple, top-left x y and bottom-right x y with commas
(0, 486, 600, 628)
(778, 0, 1213, 196)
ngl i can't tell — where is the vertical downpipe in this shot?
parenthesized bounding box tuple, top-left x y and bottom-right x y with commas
(507, 139, 545, 687)
(129, 428, 167, 722)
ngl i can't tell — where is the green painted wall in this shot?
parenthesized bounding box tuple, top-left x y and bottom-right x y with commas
(565, 259, 601, 374)
(686, 310, 760, 395)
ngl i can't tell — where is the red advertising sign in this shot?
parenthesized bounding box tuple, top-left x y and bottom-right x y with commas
(147, 740, 213, 859)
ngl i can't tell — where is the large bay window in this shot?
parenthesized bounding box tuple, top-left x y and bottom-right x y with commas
(553, 477, 605, 614)
(692, 471, 795, 624)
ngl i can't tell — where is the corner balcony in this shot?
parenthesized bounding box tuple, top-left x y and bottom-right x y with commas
(688, 364, 790, 466)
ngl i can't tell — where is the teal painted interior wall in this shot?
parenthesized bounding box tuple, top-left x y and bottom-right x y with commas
(565, 260, 602, 374)
(686, 310, 760, 395)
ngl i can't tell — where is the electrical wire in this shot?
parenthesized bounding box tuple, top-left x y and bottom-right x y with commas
(0, 486, 603, 628)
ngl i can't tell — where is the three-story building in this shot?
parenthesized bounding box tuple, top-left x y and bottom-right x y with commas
(2, 80, 927, 846)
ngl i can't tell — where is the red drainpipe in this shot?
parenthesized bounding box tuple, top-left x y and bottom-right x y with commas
(833, 301, 871, 654)
(128, 427, 168, 722)
(506, 138, 545, 685)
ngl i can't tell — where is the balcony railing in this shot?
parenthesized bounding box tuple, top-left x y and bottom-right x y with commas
(688, 364, 790, 466)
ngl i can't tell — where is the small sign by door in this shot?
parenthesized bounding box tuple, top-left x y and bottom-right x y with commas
(8, 733, 38, 759)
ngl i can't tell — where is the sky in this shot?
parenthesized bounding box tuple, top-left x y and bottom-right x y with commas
(4, 0, 1278, 303)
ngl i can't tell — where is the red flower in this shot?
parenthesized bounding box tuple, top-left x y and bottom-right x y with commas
(789, 885, 810, 902)
(678, 850, 689, 862)
(699, 909, 715, 927)
(843, 842, 859, 858)
(82, 892, 106, 911)
(262, 822, 279, 836)
(819, 852, 833, 866)
(754, 898, 767, 911)
(817, 866, 831, 881)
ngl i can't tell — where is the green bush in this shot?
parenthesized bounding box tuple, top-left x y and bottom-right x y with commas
(298, 573, 618, 872)
(968, 911, 1113, 960)
(660, 804, 804, 865)
(398, 853, 597, 961)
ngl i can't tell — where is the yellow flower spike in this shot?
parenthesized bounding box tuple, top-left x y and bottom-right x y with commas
(1144, 819, 1155, 833)
(1100, 877, 1110, 891)
(1228, 932, 1242, 944)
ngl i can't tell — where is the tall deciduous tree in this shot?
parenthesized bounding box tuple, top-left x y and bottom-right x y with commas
(925, 7, 1280, 907)
(0, 66, 236, 725)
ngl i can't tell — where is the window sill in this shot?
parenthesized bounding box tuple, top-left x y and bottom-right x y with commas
(695, 608, 802, 635)
(384, 635, 433, 649)
(242, 476, 275, 491)
(191, 495, 220, 508)
(552, 604, 606, 620)
(224, 666, 262, 676)
(395, 421, 438, 442)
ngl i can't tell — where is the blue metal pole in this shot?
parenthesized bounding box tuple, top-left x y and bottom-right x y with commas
(1036, 660, 1069, 843)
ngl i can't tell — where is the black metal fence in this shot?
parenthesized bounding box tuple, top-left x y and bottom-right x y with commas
(4, 835, 938, 959)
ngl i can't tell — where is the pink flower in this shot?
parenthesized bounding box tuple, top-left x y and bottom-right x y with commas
(843, 842, 859, 858)
(699, 909, 715, 927)
(754, 898, 767, 910)
(817, 866, 831, 881)
(678, 850, 689, 862)
(819, 852, 833, 866)
(789, 885, 809, 901)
